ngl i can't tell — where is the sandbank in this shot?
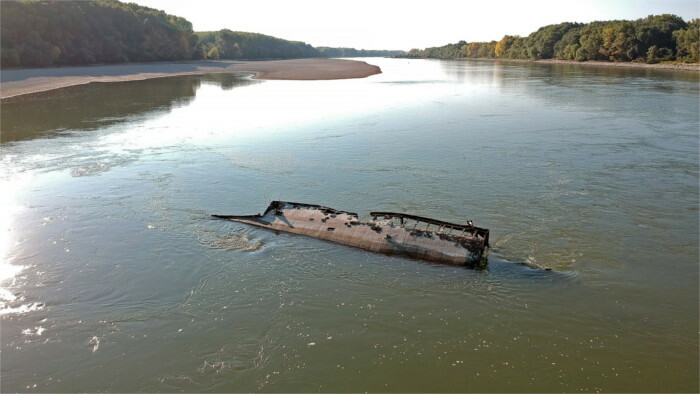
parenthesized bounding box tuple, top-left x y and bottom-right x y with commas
(0, 58, 381, 99)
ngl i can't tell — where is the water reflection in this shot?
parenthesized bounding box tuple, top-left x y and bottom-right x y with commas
(0, 73, 257, 143)
(0, 73, 258, 317)
(437, 58, 700, 92)
(438, 59, 507, 88)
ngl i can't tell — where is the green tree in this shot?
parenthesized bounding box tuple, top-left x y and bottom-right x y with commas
(401, 14, 696, 64)
(193, 30, 320, 60)
(524, 22, 582, 59)
(495, 35, 518, 58)
(1, 0, 196, 68)
(673, 19, 700, 62)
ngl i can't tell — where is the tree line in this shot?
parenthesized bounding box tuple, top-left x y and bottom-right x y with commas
(1, 0, 196, 67)
(192, 30, 320, 60)
(316, 47, 405, 58)
(190, 32, 405, 61)
(0, 0, 405, 68)
(405, 15, 699, 63)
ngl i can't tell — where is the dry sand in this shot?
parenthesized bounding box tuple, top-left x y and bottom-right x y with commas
(0, 58, 381, 99)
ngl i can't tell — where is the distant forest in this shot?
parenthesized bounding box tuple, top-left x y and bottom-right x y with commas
(193, 31, 403, 61)
(0, 0, 405, 68)
(405, 14, 699, 63)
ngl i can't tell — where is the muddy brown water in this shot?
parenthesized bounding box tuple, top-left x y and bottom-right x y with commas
(1, 58, 698, 392)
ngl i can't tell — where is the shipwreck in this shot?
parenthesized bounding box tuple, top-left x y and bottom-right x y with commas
(213, 201, 489, 267)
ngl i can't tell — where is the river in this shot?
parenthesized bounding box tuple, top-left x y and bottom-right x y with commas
(1, 58, 698, 392)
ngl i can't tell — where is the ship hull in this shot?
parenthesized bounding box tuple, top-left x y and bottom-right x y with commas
(214, 201, 488, 267)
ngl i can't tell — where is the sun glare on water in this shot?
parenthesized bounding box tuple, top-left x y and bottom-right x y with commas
(0, 171, 33, 314)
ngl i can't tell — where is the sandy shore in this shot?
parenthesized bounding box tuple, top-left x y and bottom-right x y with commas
(0, 58, 381, 99)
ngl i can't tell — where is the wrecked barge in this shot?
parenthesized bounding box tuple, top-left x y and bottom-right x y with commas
(213, 201, 490, 267)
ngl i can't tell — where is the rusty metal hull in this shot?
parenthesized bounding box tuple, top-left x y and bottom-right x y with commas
(213, 201, 489, 267)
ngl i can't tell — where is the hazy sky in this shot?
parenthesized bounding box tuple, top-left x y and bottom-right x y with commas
(132, 0, 699, 50)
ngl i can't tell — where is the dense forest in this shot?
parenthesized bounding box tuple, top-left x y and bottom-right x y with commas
(192, 32, 405, 60)
(317, 47, 406, 58)
(193, 30, 319, 60)
(0, 0, 405, 68)
(5, 1, 693, 68)
(1, 0, 196, 67)
(406, 15, 699, 63)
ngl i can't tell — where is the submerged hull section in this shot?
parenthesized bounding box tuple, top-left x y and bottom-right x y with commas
(213, 201, 489, 267)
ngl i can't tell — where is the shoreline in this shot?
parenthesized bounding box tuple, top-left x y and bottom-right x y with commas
(506, 58, 700, 71)
(438, 57, 700, 71)
(0, 58, 381, 99)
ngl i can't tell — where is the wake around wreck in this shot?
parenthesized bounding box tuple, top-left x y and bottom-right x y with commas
(213, 201, 490, 267)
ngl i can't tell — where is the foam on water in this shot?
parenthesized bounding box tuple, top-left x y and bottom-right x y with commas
(0, 301, 44, 316)
(206, 231, 264, 252)
(21, 326, 46, 336)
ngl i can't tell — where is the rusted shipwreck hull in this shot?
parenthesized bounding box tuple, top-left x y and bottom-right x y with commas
(213, 201, 490, 267)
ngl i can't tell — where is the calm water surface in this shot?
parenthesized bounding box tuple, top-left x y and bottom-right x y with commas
(1, 59, 698, 392)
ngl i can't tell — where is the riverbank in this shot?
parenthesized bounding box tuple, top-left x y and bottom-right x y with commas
(0, 58, 381, 99)
(449, 57, 700, 71)
(516, 58, 700, 71)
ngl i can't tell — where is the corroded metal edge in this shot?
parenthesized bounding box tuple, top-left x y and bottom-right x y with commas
(213, 201, 489, 267)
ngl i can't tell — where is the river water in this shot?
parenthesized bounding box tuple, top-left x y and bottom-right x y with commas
(1, 58, 698, 392)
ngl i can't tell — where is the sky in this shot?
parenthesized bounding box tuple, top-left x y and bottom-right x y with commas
(132, 0, 699, 50)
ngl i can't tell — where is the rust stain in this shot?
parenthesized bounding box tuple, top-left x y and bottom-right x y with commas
(213, 201, 489, 267)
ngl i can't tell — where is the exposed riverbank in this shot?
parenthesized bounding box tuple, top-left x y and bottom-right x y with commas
(0, 58, 381, 99)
